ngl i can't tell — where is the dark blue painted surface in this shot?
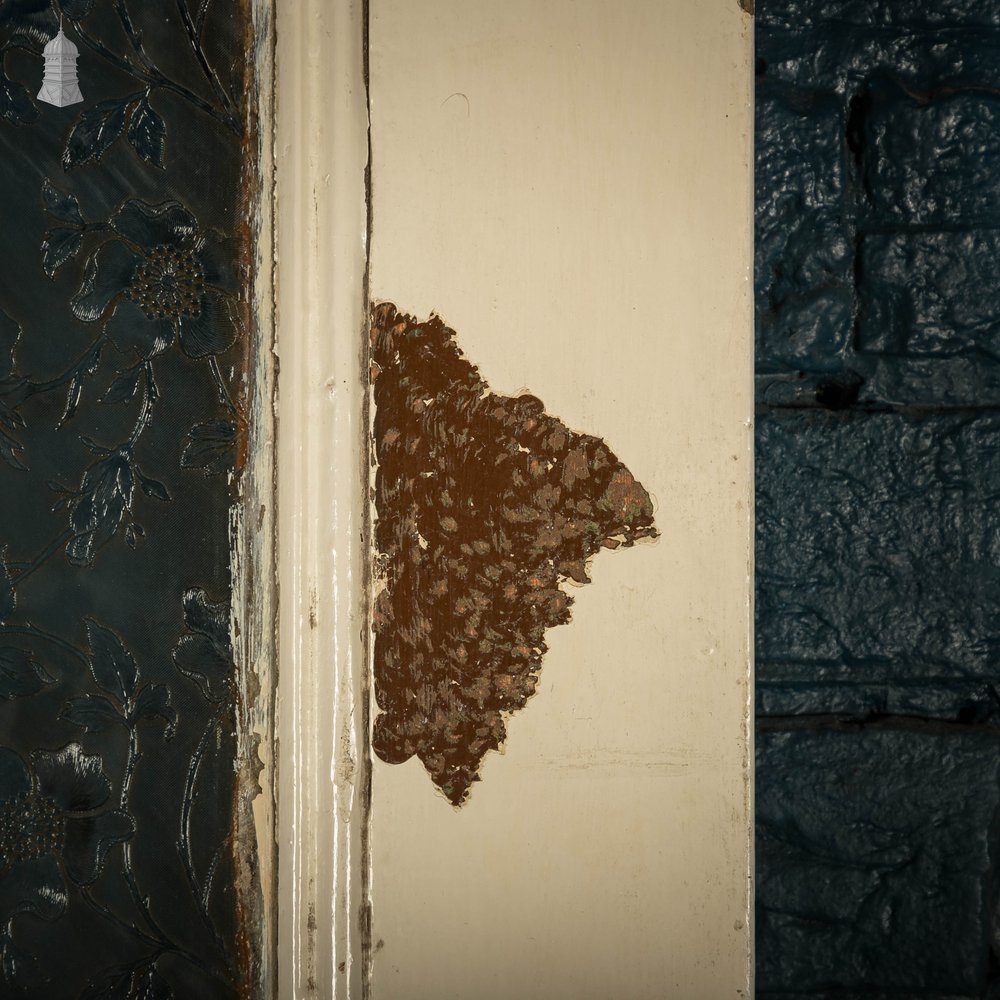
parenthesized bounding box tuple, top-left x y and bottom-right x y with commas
(756, 2, 1000, 995)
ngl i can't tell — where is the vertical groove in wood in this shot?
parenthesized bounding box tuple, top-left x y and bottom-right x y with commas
(359, 0, 376, 994)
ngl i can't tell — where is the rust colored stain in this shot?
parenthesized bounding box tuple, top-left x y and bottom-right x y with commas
(371, 303, 658, 805)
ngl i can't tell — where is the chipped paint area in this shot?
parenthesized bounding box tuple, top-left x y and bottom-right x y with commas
(231, 0, 278, 996)
(370, 303, 658, 805)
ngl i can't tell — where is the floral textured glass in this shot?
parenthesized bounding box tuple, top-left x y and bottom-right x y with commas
(0, 2, 260, 997)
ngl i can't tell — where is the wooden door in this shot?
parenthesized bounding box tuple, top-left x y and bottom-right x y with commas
(274, 1, 754, 997)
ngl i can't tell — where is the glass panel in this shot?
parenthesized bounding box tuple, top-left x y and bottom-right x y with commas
(0, 3, 265, 996)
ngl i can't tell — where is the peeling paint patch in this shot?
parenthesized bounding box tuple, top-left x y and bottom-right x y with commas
(739, 0, 754, 13)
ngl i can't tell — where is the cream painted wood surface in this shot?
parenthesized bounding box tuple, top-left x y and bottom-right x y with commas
(367, 2, 754, 998)
(273, 2, 369, 997)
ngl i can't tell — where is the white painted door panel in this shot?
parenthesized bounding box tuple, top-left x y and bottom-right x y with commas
(365, 3, 754, 998)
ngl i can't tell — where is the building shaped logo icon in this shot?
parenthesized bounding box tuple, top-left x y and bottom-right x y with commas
(38, 26, 83, 108)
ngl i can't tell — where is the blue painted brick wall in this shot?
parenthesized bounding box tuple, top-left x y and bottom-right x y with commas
(756, 2, 1000, 995)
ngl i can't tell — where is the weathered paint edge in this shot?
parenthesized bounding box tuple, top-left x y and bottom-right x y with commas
(231, 0, 278, 995)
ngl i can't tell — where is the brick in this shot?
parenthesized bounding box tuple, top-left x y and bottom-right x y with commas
(757, 728, 1000, 995)
(756, 85, 845, 217)
(756, 85, 854, 372)
(759, 994, 978, 1000)
(865, 88, 1000, 226)
(757, 409, 1000, 684)
(858, 231, 1000, 358)
(759, 0, 1000, 30)
(758, 27, 1000, 102)
(851, 228, 1000, 405)
(859, 353, 1000, 407)
(758, 678, 1000, 723)
(756, 214, 854, 373)
(757, 283, 855, 374)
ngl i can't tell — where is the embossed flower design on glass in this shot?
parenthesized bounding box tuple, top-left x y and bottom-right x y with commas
(0, 744, 132, 922)
(71, 199, 238, 360)
(172, 588, 234, 703)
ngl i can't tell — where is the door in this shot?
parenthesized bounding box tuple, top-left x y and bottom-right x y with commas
(274, 1, 755, 997)
(0, 1, 753, 997)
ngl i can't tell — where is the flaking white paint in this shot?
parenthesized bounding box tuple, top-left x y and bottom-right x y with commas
(232, 3, 276, 995)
